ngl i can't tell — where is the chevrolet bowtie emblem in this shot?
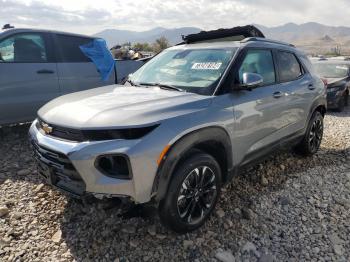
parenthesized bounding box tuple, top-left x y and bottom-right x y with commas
(42, 123, 53, 134)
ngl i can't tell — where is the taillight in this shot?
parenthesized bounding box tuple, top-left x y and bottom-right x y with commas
(321, 78, 328, 88)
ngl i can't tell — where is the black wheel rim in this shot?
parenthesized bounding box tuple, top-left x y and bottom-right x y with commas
(177, 166, 217, 225)
(309, 118, 323, 152)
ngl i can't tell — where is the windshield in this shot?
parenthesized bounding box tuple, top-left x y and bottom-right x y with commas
(129, 47, 237, 95)
(313, 63, 350, 78)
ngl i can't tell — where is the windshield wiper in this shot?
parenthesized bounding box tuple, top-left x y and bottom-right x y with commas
(124, 79, 139, 86)
(139, 82, 185, 92)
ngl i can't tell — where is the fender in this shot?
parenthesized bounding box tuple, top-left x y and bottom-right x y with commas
(153, 126, 233, 202)
(308, 95, 327, 122)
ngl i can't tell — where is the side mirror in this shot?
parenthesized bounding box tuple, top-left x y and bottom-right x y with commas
(240, 72, 263, 90)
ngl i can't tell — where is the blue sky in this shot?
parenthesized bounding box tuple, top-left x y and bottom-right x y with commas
(1, 0, 349, 35)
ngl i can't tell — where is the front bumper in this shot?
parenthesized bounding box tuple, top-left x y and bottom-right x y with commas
(28, 120, 158, 203)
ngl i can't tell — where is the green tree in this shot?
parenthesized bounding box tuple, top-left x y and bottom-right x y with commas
(121, 42, 132, 48)
(152, 36, 170, 53)
(132, 42, 153, 52)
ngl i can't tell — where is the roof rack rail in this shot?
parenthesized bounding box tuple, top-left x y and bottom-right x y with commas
(2, 24, 14, 30)
(181, 25, 265, 44)
(241, 37, 295, 47)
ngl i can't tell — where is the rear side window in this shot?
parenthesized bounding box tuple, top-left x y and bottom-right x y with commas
(0, 33, 47, 63)
(299, 54, 314, 74)
(276, 51, 303, 82)
(55, 34, 92, 62)
(238, 49, 276, 86)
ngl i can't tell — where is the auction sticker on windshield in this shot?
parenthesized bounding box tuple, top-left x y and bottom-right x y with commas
(336, 66, 348, 70)
(192, 62, 222, 70)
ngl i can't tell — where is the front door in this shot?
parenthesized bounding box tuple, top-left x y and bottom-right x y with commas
(0, 32, 60, 125)
(230, 48, 291, 165)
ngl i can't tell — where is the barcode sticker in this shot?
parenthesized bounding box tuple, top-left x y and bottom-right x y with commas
(336, 66, 348, 70)
(192, 62, 222, 70)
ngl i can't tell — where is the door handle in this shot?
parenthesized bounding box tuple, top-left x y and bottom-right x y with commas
(273, 91, 283, 98)
(37, 69, 54, 74)
(308, 84, 315, 90)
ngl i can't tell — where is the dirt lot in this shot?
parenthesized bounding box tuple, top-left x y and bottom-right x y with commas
(0, 107, 349, 262)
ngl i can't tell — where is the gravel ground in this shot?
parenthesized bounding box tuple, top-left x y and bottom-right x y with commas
(0, 107, 349, 262)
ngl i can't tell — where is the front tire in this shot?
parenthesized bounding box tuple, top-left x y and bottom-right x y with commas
(159, 152, 221, 233)
(295, 111, 324, 156)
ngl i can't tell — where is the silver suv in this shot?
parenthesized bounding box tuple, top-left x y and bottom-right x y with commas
(29, 26, 327, 232)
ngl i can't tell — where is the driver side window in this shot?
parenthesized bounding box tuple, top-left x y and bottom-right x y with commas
(238, 49, 276, 86)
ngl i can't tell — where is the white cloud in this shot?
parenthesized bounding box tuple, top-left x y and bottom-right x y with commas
(0, 0, 350, 35)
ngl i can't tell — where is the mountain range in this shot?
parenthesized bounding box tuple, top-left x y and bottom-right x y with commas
(94, 27, 201, 47)
(94, 22, 350, 54)
(255, 22, 350, 54)
(255, 22, 350, 42)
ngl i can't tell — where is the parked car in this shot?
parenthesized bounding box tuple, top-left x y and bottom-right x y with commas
(29, 26, 327, 233)
(312, 59, 350, 111)
(0, 28, 144, 126)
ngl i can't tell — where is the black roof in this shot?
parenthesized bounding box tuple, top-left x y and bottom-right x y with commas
(182, 25, 265, 44)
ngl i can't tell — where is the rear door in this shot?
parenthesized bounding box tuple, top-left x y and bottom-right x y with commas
(0, 32, 60, 125)
(53, 34, 115, 94)
(274, 50, 312, 132)
(230, 48, 292, 164)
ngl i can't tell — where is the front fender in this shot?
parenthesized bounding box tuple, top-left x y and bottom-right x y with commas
(152, 126, 233, 202)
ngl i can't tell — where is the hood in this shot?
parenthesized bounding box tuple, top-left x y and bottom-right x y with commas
(324, 77, 347, 87)
(38, 85, 212, 129)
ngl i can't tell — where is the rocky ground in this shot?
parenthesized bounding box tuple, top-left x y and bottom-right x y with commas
(0, 107, 349, 262)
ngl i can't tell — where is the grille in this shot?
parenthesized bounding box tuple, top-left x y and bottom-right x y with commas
(32, 140, 86, 196)
(50, 126, 84, 142)
(36, 119, 84, 142)
(36, 118, 159, 142)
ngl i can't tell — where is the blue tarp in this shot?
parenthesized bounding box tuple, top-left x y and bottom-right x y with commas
(79, 39, 115, 81)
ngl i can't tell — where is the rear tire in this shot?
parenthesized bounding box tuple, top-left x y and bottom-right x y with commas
(295, 111, 324, 156)
(158, 152, 221, 233)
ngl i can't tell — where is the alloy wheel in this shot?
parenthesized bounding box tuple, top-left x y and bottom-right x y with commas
(177, 166, 218, 225)
(309, 118, 323, 152)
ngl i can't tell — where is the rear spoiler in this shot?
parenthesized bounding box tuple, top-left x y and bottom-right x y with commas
(181, 25, 265, 44)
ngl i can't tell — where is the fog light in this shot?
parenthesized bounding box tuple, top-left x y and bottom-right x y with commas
(96, 155, 131, 179)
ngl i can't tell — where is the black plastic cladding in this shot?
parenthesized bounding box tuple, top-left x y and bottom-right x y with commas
(37, 119, 159, 142)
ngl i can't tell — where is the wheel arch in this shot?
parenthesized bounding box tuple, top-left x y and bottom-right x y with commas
(314, 104, 326, 117)
(309, 96, 327, 119)
(152, 126, 233, 202)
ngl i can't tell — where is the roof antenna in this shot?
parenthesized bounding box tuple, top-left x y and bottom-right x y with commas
(2, 24, 15, 30)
